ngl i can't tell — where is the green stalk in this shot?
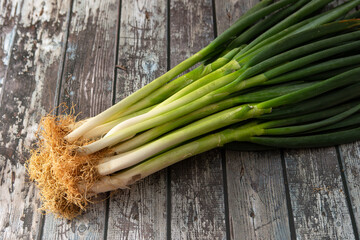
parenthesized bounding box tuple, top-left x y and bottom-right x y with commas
(226, 0, 310, 50)
(261, 41, 360, 79)
(240, 33, 360, 80)
(235, 17, 314, 60)
(250, 126, 360, 148)
(262, 104, 360, 135)
(105, 68, 244, 137)
(261, 82, 360, 119)
(96, 105, 271, 175)
(303, 65, 360, 82)
(238, 0, 334, 56)
(93, 110, 360, 192)
(153, 59, 241, 109)
(65, 0, 290, 142)
(102, 32, 360, 150)
(292, 0, 360, 34)
(102, 101, 360, 186)
(258, 67, 360, 109)
(231, 81, 316, 102)
(227, 100, 360, 149)
(243, 21, 360, 68)
(80, 70, 244, 154)
(209, 39, 360, 102)
(111, 96, 247, 154)
(112, 81, 314, 153)
(93, 120, 360, 192)
(82, 105, 156, 139)
(149, 24, 360, 121)
(264, 55, 360, 85)
(237, 2, 360, 62)
(261, 100, 360, 128)
(310, 113, 360, 133)
(90, 124, 264, 192)
(120, 48, 243, 117)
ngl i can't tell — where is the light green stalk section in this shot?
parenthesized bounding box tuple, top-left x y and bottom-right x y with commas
(118, 48, 242, 118)
(91, 123, 264, 192)
(112, 82, 314, 153)
(105, 66, 242, 137)
(154, 59, 241, 109)
(79, 72, 242, 155)
(112, 97, 243, 153)
(65, 51, 206, 142)
(82, 105, 156, 139)
(96, 105, 271, 175)
(66, 0, 292, 142)
(99, 31, 360, 151)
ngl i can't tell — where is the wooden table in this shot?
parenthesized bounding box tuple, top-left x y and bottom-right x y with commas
(1, 0, 360, 239)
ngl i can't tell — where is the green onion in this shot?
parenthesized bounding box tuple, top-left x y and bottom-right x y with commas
(27, 1, 360, 219)
(65, 0, 295, 142)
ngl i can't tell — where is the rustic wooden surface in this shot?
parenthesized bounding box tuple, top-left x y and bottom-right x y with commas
(42, 0, 119, 238)
(169, 0, 227, 239)
(0, 0, 70, 239)
(108, 0, 168, 239)
(1, 0, 360, 239)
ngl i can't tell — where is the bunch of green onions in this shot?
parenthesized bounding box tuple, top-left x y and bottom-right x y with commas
(28, 0, 360, 218)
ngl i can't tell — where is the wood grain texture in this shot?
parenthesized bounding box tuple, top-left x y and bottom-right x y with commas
(0, 0, 70, 239)
(215, 0, 291, 239)
(58, 0, 118, 119)
(284, 148, 355, 239)
(169, 0, 227, 239)
(215, 0, 257, 34)
(225, 151, 291, 240)
(170, 151, 226, 239)
(0, 0, 18, 102)
(338, 142, 360, 233)
(107, 0, 168, 239)
(42, 0, 119, 239)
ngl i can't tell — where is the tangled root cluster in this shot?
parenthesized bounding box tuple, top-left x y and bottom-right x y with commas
(27, 113, 104, 219)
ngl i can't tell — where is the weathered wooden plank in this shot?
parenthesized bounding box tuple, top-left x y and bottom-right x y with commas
(225, 151, 291, 240)
(0, 0, 70, 239)
(106, 0, 168, 239)
(284, 148, 355, 239)
(215, 0, 256, 34)
(107, 174, 167, 239)
(169, 0, 227, 239)
(215, 0, 291, 239)
(338, 142, 360, 232)
(170, 152, 227, 239)
(42, 0, 119, 239)
(57, 0, 118, 118)
(0, 0, 19, 101)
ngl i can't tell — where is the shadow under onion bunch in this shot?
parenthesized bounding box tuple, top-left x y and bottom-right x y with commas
(27, 0, 360, 219)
